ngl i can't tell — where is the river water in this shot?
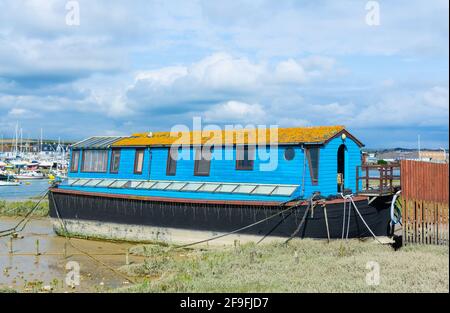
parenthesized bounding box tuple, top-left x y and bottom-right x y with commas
(0, 179, 51, 201)
(0, 217, 144, 292)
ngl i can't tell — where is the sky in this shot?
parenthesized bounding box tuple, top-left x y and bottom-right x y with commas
(0, 0, 448, 148)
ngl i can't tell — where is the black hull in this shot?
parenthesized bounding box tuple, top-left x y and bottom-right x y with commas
(48, 189, 392, 242)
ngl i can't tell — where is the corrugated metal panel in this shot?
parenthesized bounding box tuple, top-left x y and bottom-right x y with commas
(401, 160, 449, 203)
(72, 136, 125, 149)
(401, 160, 449, 246)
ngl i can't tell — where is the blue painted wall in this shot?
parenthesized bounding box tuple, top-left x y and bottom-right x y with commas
(67, 134, 362, 198)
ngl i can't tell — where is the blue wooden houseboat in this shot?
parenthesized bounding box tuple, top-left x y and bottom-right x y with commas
(49, 126, 392, 244)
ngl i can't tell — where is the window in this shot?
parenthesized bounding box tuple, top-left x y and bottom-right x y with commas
(194, 146, 212, 176)
(236, 145, 255, 170)
(134, 149, 145, 174)
(110, 149, 121, 173)
(81, 150, 108, 173)
(70, 150, 80, 172)
(166, 148, 177, 176)
(284, 147, 295, 161)
(306, 147, 320, 184)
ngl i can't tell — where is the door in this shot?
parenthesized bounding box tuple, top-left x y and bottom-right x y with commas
(337, 144, 346, 192)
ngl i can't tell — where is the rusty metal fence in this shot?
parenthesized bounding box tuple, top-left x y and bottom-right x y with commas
(401, 160, 449, 245)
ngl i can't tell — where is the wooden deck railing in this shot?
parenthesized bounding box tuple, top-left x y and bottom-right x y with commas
(356, 163, 401, 196)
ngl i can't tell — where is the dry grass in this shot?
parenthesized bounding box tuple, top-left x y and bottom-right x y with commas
(118, 239, 449, 293)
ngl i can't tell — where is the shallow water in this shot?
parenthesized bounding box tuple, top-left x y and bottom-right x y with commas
(0, 179, 51, 201)
(0, 217, 144, 292)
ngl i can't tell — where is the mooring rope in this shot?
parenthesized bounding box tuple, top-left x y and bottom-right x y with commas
(284, 193, 323, 244)
(256, 196, 313, 245)
(50, 192, 136, 284)
(0, 189, 50, 238)
(340, 193, 383, 244)
(172, 196, 307, 250)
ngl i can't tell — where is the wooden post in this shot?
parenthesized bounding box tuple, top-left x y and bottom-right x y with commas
(35, 239, 40, 256)
(323, 205, 330, 243)
(9, 237, 13, 254)
(63, 242, 67, 258)
(125, 252, 129, 266)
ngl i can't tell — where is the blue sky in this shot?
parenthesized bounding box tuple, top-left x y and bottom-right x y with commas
(0, 0, 448, 148)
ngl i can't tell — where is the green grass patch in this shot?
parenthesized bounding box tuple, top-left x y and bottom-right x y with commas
(0, 200, 49, 217)
(119, 240, 449, 293)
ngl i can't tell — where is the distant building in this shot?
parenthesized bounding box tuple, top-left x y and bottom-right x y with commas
(376, 149, 448, 164)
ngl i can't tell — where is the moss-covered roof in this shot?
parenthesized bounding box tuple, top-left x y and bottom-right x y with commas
(112, 125, 364, 147)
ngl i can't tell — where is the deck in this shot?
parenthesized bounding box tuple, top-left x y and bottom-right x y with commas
(356, 163, 401, 197)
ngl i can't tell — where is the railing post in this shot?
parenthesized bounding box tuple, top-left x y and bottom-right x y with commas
(379, 167, 383, 193)
(356, 166, 359, 193)
(366, 166, 369, 191)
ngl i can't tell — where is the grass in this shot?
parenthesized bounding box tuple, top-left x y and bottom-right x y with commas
(118, 239, 449, 293)
(0, 199, 49, 217)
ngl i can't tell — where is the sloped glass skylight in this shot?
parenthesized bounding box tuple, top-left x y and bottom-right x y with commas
(109, 180, 130, 188)
(252, 185, 277, 195)
(84, 179, 103, 187)
(123, 180, 144, 188)
(151, 181, 172, 190)
(67, 177, 298, 197)
(69, 179, 79, 186)
(271, 186, 297, 196)
(166, 182, 187, 191)
(181, 183, 204, 192)
(96, 179, 116, 187)
(233, 184, 257, 194)
(135, 181, 156, 189)
(198, 183, 220, 192)
(72, 179, 90, 186)
(216, 184, 239, 193)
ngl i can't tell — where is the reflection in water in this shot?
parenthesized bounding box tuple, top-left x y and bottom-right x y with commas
(0, 217, 142, 292)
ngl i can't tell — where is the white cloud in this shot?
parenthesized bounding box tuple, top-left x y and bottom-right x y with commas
(350, 86, 449, 128)
(274, 59, 307, 84)
(423, 86, 449, 110)
(203, 100, 266, 123)
(126, 52, 338, 115)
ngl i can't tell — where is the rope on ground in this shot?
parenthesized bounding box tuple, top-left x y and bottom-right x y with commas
(172, 196, 306, 250)
(50, 192, 136, 284)
(0, 189, 49, 238)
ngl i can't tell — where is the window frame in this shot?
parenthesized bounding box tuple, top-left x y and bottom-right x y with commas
(235, 145, 255, 171)
(110, 149, 121, 174)
(70, 150, 80, 173)
(166, 148, 178, 176)
(305, 146, 320, 185)
(80, 149, 109, 173)
(194, 146, 212, 176)
(134, 149, 145, 174)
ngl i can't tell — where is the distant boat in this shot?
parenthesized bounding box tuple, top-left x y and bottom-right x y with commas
(0, 170, 15, 181)
(0, 180, 21, 187)
(15, 171, 45, 180)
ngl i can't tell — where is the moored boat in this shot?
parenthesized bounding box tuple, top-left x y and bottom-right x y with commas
(15, 170, 45, 180)
(49, 126, 395, 244)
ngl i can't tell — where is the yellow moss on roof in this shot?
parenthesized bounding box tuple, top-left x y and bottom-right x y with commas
(112, 125, 351, 147)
